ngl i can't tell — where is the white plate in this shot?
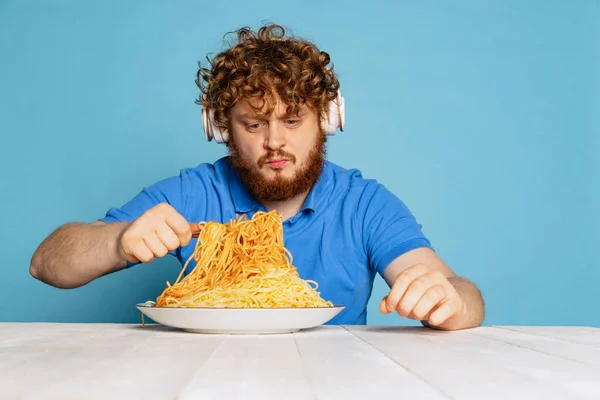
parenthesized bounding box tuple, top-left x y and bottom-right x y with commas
(136, 303, 345, 334)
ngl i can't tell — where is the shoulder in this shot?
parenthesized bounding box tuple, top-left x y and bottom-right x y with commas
(182, 157, 230, 180)
(325, 162, 418, 228)
(325, 161, 390, 204)
(175, 157, 232, 188)
(139, 157, 231, 205)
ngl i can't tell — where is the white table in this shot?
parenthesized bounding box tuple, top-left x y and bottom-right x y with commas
(1, 323, 599, 399)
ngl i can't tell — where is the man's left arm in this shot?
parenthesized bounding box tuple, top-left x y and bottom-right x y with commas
(379, 247, 485, 330)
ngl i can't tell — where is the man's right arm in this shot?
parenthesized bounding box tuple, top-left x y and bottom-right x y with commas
(29, 203, 193, 289)
(29, 221, 128, 289)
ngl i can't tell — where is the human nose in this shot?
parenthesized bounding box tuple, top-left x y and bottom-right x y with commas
(264, 122, 286, 151)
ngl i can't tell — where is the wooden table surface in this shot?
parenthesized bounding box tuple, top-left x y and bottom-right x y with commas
(1, 323, 599, 399)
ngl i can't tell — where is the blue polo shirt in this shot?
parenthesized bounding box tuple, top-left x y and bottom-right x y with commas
(100, 157, 432, 324)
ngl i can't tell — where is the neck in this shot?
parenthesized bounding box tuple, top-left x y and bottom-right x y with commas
(262, 190, 310, 221)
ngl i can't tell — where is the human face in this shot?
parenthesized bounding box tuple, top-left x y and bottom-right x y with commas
(227, 98, 326, 203)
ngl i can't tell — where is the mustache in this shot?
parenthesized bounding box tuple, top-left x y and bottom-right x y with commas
(258, 150, 297, 167)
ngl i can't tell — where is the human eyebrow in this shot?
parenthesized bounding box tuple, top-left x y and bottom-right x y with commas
(280, 110, 307, 120)
(238, 113, 266, 121)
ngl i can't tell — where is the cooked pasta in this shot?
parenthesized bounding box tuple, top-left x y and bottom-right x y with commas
(153, 210, 332, 308)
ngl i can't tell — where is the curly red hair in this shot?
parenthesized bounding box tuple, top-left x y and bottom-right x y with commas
(196, 24, 340, 133)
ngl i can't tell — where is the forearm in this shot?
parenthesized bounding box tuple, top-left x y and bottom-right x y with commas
(424, 276, 485, 331)
(30, 221, 129, 289)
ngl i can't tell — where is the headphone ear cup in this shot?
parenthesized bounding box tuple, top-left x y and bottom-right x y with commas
(203, 108, 229, 143)
(202, 107, 212, 141)
(321, 90, 345, 135)
(336, 91, 345, 131)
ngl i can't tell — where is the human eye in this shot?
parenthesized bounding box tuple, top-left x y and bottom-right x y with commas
(284, 119, 301, 127)
(245, 121, 264, 132)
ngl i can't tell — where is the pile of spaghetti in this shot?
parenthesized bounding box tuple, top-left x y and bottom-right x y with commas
(153, 211, 333, 308)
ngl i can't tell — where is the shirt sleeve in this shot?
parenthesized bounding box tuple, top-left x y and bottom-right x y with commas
(99, 170, 192, 265)
(360, 182, 433, 276)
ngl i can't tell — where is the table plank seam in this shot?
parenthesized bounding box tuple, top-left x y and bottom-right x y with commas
(473, 327, 598, 367)
(292, 333, 319, 400)
(173, 334, 230, 399)
(491, 326, 600, 347)
(341, 326, 454, 400)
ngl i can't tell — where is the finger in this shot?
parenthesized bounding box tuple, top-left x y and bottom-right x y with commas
(428, 298, 462, 327)
(380, 296, 390, 314)
(155, 222, 181, 251)
(386, 264, 429, 312)
(142, 234, 169, 259)
(396, 271, 438, 318)
(147, 203, 191, 245)
(128, 256, 140, 263)
(123, 253, 140, 264)
(164, 210, 193, 246)
(410, 284, 447, 320)
(128, 239, 155, 263)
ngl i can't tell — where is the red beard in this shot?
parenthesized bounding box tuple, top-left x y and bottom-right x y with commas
(227, 134, 326, 203)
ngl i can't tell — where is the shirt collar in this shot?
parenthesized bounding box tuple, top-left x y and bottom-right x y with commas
(227, 158, 333, 214)
(300, 161, 333, 213)
(227, 160, 262, 214)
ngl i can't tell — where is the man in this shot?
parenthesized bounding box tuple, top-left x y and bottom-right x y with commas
(30, 24, 484, 330)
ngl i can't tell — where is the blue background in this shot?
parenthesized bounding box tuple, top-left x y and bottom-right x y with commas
(1, 0, 598, 326)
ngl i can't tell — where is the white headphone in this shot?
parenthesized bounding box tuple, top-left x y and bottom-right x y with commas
(202, 89, 345, 143)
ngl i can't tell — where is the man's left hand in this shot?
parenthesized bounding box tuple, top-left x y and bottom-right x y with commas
(379, 263, 466, 329)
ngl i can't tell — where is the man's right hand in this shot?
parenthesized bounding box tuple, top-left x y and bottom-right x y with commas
(117, 203, 192, 264)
